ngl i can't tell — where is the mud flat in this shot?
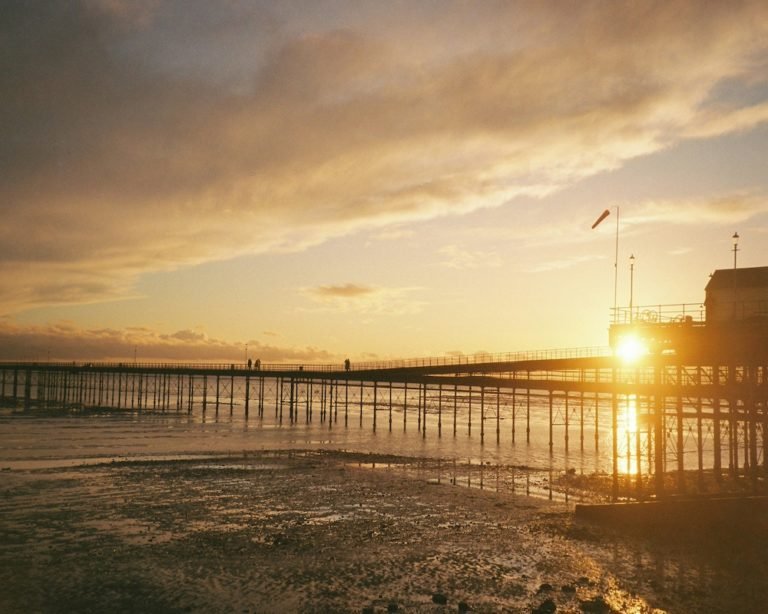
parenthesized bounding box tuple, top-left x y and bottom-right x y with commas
(1, 451, 766, 613)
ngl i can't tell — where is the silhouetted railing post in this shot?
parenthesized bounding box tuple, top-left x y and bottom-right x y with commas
(564, 392, 569, 452)
(548, 390, 553, 452)
(511, 387, 516, 443)
(612, 366, 618, 501)
(748, 366, 759, 490)
(480, 386, 485, 443)
(453, 385, 458, 437)
(359, 381, 363, 427)
(676, 364, 685, 493)
(372, 381, 377, 432)
(403, 382, 408, 432)
(467, 386, 472, 436)
(713, 365, 722, 481)
(344, 379, 349, 427)
(244, 373, 250, 419)
(526, 386, 531, 444)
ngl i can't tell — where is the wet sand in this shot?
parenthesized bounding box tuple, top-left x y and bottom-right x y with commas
(1, 451, 766, 613)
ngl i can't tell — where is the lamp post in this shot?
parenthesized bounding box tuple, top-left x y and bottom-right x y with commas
(732, 232, 739, 269)
(245, 343, 248, 365)
(629, 254, 635, 324)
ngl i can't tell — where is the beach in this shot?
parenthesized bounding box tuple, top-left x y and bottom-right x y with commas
(2, 450, 765, 613)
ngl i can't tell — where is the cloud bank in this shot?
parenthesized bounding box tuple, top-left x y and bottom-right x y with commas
(0, 319, 334, 363)
(2, 1, 768, 313)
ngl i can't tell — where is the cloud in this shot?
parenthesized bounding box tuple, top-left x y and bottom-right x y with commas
(629, 192, 768, 226)
(2, 1, 768, 312)
(684, 101, 768, 139)
(0, 319, 335, 363)
(371, 227, 416, 242)
(524, 254, 605, 274)
(302, 284, 423, 316)
(309, 284, 377, 299)
(437, 245, 503, 270)
(167, 329, 207, 343)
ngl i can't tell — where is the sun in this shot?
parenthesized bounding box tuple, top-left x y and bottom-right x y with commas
(614, 334, 649, 363)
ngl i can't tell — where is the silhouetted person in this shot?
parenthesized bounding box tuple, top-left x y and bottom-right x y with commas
(344, 358, 351, 371)
(248, 358, 252, 370)
(255, 359, 261, 370)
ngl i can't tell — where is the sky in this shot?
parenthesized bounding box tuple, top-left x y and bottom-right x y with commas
(2, 0, 768, 363)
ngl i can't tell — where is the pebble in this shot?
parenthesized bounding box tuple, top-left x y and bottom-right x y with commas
(579, 595, 612, 613)
(532, 598, 556, 614)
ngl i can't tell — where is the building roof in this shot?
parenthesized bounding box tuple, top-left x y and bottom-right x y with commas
(705, 266, 768, 291)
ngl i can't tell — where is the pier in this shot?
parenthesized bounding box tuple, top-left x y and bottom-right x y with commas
(2, 343, 766, 502)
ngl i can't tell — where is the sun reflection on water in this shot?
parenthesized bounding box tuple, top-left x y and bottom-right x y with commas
(618, 394, 641, 476)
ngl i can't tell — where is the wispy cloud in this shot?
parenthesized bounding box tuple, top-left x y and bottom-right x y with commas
(684, 101, 768, 139)
(371, 227, 416, 242)
(524, 254, 605, 274)
(629, 192, 768, 226)
(309, 284, 377, 299)
(437, 245, 503, 270)
(302, 284, 424, 316)
(2, 2, 768, 312)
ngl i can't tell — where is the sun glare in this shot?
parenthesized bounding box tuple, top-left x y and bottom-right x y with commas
(615, 335, 649, 363)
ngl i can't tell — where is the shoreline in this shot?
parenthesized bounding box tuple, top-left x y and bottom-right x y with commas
(2, 450, 766, 612)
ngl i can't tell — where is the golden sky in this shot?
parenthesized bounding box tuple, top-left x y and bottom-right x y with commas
(2, 0, 768, 362)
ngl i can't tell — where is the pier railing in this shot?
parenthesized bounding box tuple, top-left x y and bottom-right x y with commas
(611, 303, 705, 325)
(350, 346, 611, 371)
(0, 346, 613, 373)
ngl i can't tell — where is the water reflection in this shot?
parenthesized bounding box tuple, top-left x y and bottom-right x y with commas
(618, 394, 641, 477)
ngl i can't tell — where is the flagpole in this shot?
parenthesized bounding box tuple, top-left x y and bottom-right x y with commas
(613, 206, 619, 321)
(591, 205, 620, 324)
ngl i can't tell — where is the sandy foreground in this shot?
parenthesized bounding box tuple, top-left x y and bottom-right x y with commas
(0, 451, 766, 613)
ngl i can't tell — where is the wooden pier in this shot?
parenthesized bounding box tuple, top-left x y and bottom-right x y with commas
(1, 348, 766, 502)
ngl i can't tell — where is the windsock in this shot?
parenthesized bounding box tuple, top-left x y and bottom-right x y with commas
(591, 209, 611, 229)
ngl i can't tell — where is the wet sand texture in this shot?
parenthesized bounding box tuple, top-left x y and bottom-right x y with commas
(1, 452, 766, 613)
